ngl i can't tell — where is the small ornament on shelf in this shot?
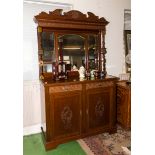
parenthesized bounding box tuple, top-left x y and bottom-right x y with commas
(58, 61, 66, 80)
(79, 66, 85, 78)
(93, 70, 100, 78)
(72, 65, 78, 71)
(57, 38, 66, 80)
(85, 70, 91, 79)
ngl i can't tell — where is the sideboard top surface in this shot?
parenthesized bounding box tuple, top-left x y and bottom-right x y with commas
(40, 75, 118, 86)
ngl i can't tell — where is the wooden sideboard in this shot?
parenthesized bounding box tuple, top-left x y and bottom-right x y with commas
(116, 81, 131, 129)
(34, 9, 118, 150)
(40, 76, 117, 150)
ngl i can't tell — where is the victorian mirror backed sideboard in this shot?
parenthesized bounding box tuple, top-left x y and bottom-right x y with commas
(34, 9, 118, 150)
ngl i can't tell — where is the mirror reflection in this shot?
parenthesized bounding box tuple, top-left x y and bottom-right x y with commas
(58, 34, 85, 70)
(88, 35, 97, 70)
(41, 32, 55, 61)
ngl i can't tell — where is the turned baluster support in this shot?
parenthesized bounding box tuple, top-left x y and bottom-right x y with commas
(100, 29, 107, 78)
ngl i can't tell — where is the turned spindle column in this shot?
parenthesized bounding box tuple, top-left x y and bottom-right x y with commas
(100, 30, 107, 78)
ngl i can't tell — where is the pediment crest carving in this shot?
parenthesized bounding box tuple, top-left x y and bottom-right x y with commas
(63, 10, 86, 20)
(34, 9, 108, 25)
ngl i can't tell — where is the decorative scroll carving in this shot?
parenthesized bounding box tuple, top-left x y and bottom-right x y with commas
(87, 12, 100, 22)
(95, 98, 104, 117)
(86, 81, 113, 89)
(61, 106, 72, 129)
(38, 11, 48, 17)
(99, 17, 108, 23)
(49, 9, 63, 16)
(34, 9, 109, 25)
(63, 10, 86, 20)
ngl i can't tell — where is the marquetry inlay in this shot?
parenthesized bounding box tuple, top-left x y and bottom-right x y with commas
(95, 97, 104, 117)
(86, 81, 113, 89)
(61, 106, 72, 129)
(49, 84, 82, 93)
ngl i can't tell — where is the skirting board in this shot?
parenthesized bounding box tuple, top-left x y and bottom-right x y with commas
(23, 123, 41, 136)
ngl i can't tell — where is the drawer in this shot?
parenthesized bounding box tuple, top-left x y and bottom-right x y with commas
(86, 81, 113, 89)
(49, 84, 82, 93)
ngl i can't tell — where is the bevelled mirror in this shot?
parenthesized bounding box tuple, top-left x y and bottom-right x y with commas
(88, 35, 98, 71)
(41, 31, 55, 62)
(58, 34, 85, 70)
(35, 9, 108, 80)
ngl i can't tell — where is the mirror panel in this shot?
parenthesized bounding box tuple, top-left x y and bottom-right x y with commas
(41, 32, 55, 61)
(88, 35, 98, 71)
(58, 34, 85, 70)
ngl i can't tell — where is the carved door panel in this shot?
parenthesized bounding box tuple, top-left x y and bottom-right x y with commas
(50, 90, 82, 140)
(86, 88, 111, 133)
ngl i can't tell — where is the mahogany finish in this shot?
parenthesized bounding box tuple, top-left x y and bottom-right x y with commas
(116, 81, 131, 129)
(40, 77, 117, 150)
(34, 9, 109, 30)
(34, 9, 118, 150)
(34, 9, 109, 79)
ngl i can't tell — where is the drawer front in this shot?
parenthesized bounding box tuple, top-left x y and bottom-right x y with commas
(49, 84, 82, 93)
(86, 81, 114, 90)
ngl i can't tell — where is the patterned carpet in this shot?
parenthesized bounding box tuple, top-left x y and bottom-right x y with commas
(77, 126, 131, 155)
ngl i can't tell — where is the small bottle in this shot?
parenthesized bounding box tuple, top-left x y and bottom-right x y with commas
(52, 62, 59, 80)
(58, 61, 66, 79)
(58, 38, 66, 80)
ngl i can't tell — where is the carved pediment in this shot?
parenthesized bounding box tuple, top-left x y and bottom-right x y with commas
(64, 10, 87, 20)
(34, 9, 109, 25)
(87, 12, 98, 20)
(49, 9, 63, 16)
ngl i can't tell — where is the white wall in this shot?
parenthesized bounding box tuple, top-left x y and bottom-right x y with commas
(48, 0, 131, 75)
(23, 1, 72, 80)
(23, 1, 72, 134)
(23, 0, 131, 135)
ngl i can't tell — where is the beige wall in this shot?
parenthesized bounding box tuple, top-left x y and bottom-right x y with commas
(23, 0, 131, 134)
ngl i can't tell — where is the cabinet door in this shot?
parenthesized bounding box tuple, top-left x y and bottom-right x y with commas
(49, 85, 82, 140)
(86, 85, 113, 133)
